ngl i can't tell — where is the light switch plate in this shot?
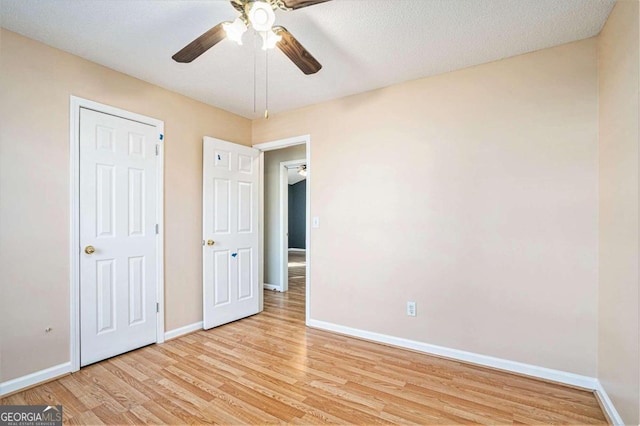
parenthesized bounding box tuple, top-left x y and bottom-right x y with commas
(407, 301, 416, 317)
(312, 216, 320, 228)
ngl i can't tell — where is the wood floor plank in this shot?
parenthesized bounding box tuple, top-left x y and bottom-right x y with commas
(139, 399, 198, 425)
(302, 394, 393, 425)
(34, 380, 87, 420)
(218, 381, 305, 422)
(0, 252, 607, 424)
(126, 405, 166, 425)
(66, 409, 106, 425)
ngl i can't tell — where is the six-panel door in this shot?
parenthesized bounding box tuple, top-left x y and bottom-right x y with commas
(203, 137, 260, 329)
(79, 108, 158, 366)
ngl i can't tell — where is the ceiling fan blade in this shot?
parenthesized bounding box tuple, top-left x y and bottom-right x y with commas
(273, 26, 322, 75)
(172, 22, 226, 63)
(281, 0, 331, 10)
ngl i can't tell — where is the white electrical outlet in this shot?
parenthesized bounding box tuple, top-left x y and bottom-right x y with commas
(407, 301, 416, 317)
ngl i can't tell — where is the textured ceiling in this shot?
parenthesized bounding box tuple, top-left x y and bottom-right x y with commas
(0, 0, 615, 119)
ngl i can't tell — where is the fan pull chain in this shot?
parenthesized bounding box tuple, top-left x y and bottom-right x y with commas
(265, 46, 269, 119)
(253, 31, 257, 114)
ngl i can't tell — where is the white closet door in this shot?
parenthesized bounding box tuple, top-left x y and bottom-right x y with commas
(79, 108, 158, 366)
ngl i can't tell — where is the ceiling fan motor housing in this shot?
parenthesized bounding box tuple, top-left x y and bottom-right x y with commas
(247, 1, 276, 32)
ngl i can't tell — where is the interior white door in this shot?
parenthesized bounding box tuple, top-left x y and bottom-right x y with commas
(203, 137, 260, 329)
(80, 108, 158, 366)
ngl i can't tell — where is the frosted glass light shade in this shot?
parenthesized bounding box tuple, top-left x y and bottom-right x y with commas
(223, 18, 247, 45)
(261, 29, 282, 50)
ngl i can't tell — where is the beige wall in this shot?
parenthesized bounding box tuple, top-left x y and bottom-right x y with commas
(597, 1, 640, 424)
(0, 29, 251, 382)
(263, 145, 306, 286)
(253, 39, 599, 376)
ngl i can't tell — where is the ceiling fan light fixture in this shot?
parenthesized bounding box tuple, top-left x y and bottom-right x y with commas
(260, 29, 282, 50)
(248, 1, 276, 32)
(222, 17, 247, 45)
(297, 165, 307, 177)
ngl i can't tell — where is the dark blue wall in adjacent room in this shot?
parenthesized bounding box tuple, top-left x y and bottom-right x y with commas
(288, 180, 306, 249)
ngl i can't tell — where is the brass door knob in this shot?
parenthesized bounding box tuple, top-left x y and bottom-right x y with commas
(84, 245, 95, 255)
(207, 240, 215, 246)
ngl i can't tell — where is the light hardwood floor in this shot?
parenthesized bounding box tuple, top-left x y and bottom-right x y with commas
(1, 251, 607, 424)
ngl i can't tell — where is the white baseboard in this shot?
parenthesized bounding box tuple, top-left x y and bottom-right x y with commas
(288, 248, 306, 252)
(0, 362, 71, 397)
(307, 319, 599, 391)
(263, 283, 283, 291)
(164, 321, 203, 340)
(594, 380, 624, 425)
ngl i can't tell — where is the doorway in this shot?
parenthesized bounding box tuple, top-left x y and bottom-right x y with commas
(254, 135, 311, 324)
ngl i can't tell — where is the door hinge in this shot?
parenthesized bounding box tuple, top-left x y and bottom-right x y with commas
(156, 302, 159, 313)
(202, 240, 205, 246)
(155, 144, 159, 156)
(155, 224, 159, 234)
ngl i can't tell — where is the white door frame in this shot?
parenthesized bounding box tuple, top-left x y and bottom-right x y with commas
(69, 96, 165, 372)
(253, 135, 311, 324)
(279, 159, 306, 292)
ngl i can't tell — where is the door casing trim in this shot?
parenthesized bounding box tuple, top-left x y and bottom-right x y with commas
(69, 96, 165, 372)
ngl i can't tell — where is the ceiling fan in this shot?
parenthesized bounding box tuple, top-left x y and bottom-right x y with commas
(172, 0, 330, 75)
